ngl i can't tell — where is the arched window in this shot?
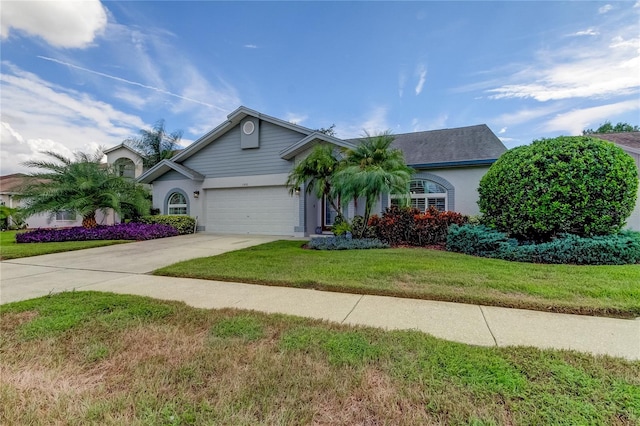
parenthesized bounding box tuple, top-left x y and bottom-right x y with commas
(391, 179, 448, 212)
(114, 158, 136, 179)
(167, 192, 188, 215)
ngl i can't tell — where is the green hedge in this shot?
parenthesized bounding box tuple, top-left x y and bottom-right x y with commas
(478, 136, 638, 242)
(138, 215, 196, 235)
(446, 224, 640, 265)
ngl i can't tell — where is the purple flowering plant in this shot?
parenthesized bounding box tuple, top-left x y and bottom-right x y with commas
(16, 223, 179, 243)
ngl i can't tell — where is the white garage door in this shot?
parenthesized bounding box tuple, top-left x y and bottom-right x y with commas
(205, 186, 296, 235)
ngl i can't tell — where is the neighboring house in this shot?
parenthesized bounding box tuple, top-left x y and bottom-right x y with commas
(0, 173, 114, 228)
(103, 143, 145, 179)
(137, 106, 506, 236)
(591, 132, 640, 231)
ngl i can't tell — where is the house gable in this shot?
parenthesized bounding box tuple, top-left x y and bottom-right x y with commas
(137, 160, 204, 184)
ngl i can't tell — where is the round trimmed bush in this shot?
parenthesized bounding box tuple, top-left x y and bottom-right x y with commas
(478, 136, 638, 241)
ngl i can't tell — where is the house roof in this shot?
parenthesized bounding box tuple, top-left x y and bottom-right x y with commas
(103, 142, 144, 156)
(137, 159, 205, 184)
(347, 124, 507, 168)
(0, 173, 47, 194)
(591, 132, 640, 154)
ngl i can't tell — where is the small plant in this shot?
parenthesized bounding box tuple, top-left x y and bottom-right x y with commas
(307, 235, 389, 250)
(331, 220, 351, 236)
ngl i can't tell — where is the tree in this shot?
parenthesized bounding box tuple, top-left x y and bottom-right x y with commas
(18, 150, 151, 228)
(127, 119, 183, 169)
(285, 144, 343, 220)
(583, 121, 639, 134)
(478, 136, 638, 242)
(315, 124, 337, 137)
(333, 131, 414, 238)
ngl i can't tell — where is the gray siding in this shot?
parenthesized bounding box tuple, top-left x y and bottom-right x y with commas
(182, 121, 304, 178)
(154, 170, 189, 181)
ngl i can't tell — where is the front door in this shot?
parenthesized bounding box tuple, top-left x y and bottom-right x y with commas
(322, 195, 339, 231)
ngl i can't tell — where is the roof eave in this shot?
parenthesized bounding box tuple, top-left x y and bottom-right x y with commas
(280, 133, 358, 160)
(410, 159, 499, 169)
(136, 160, 204, 184)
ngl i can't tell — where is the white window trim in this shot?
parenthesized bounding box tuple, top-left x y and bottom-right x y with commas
(391, 179, 448, 212)
(168, 192, 188, 215)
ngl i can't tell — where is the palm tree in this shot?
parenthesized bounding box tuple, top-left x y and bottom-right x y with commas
(334, 131, 413, 237)
(127, 119, 183, 169)
(286, 144, 344, 220)
(18, 150, 151, 228)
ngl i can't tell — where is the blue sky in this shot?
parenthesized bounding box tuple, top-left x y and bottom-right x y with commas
(1, 1, 639, 175)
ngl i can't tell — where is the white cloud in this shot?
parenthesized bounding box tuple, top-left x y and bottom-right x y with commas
(491, 104, 565, 132)
(113, 88, 148, 110)
(0, 62, 145, 175)
(486, 33, 640, 101)
(338, 106, 389, 139)
(398, 71, 407, 98)
(244, 44, 258, 49)
(0, 0, 107, 48)
(415, 64, 427, 95)
(285, 112, 309, 125)
(38, 56, 217, 108)
(572, 28, 599, 36)
(598, 4, 613, 14)
(544, 100, 639, 135)
(499, 127, 507, 134)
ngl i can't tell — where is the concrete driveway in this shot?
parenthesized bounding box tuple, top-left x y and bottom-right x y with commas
(0, 233, 282, 303)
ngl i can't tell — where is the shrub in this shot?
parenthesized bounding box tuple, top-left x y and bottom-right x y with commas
(332, 220, 351, 236)
(137, 215, 196, 235)
(350, 215, 376, 239)
(307, 236, 389, 250)
(447, 224, 640, 265)
(16, 223, 178, 243)
(369, 206, 467, 247)
(478, 136, 638, 242)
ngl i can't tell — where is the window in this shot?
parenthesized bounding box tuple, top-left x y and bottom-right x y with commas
(114, 158, 136, 179)
(323, 195, 340, 229)
(391, 179, 448, 212)
(55, 210, 76, 221)
(167, 192, 188, 215)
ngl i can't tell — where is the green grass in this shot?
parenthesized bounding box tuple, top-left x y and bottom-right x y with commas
(0, 230, 130, 260)
(155, 240, 640, 318)
(1, 292, 638, 425)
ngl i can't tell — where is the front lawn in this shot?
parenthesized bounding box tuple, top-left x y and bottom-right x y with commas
(155, 240, 640, 318)
(1, 292, 638, 425)
(0, 230, 129, 260)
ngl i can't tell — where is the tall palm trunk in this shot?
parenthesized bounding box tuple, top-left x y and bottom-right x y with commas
(82, 212, 98, 229)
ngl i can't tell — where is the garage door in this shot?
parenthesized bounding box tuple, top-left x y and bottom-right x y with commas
(205, 186, 296, 235)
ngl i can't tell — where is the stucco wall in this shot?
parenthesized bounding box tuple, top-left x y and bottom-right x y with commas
(622, 149, 640, 231)
(151, 179, 204, 221)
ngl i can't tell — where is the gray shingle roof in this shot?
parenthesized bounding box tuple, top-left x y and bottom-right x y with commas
(348, 124, 506, 166)
(591, 132, 640, 151)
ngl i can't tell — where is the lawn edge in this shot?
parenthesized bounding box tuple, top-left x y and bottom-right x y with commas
(152, 271, 639, 320)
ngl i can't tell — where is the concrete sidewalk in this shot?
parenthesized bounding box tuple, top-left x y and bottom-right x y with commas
(1, 234, 639, 361)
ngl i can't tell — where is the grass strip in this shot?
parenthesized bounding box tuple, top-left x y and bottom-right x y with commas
(0, 231, 130, 260)
(1, 292, 638, 425)
(154, 240, 640, 318)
